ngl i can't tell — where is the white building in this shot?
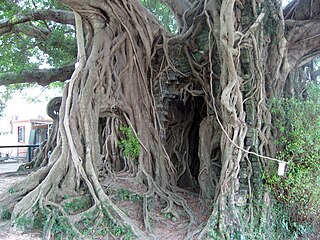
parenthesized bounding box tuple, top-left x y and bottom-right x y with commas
(0, 118, 52, 160)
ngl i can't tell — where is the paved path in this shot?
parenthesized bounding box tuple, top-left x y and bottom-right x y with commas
(0, 161, 24, 174)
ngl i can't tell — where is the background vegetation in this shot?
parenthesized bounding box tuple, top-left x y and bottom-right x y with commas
(265, 83, 320, 236)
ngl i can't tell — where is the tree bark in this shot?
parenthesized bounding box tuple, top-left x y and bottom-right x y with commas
(0, 65, 74, 86)
(1, 0, 320, 239)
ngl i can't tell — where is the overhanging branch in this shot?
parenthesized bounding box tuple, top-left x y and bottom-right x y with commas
(285, 19, 320, 69)
(284, 0, 320, 20)
(0, 9, 75, 36)
(0, 65, 75, 86)
(295, 49, 320, 69)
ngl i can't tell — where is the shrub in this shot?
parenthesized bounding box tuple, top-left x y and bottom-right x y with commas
(266, 83, 320, 224)
(119, 126, 140, 161)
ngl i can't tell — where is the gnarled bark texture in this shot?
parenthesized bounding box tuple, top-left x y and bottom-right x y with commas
(1, 0, 319, 239)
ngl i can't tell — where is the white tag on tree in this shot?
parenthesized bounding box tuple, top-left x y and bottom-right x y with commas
(277, 161, 286, 176)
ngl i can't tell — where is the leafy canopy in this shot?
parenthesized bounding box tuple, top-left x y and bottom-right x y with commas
(0, 0, 76, 72)
(0, 0, 176, 113)
(0, 0, 176, 74)
(140, 0, 178, 33)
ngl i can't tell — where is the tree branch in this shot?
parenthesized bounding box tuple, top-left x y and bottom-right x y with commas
(284, 0, 320, 20)
(0, 9, 75, 35)
(13, 25, 49, 39)
(285, 20, 320, 69)
(0, 65, 75, 86)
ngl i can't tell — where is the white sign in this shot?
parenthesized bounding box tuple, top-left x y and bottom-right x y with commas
(278, 161, 286, 176)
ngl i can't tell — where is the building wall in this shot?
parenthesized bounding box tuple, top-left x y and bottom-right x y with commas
(0, 119, 51, 159)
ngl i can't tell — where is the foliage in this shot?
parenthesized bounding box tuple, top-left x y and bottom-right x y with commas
(114, 188, 143, 203)
(207, 201, 315, 240)
(8, 187, 16, 194)
(140, 0, 178, 33)
(16, 214, 33, 230)
(47, 81, 65, 92)
(63, 195, 92, 214)
(33, 211, 46, 229)
(268, 203, 315, 240)
(78, 208, 134, 239)
(266, 83, 320, 224)
(14, 198, 134, 239)
(0, 0, 73, 115)
(45, 24, 76, 67)
(119, 126, 140, 161)
(1, 206, 11, 220)
(49, 214, 78, 240)
(0, 0, 76, 72)
(0, 34, 39, 73)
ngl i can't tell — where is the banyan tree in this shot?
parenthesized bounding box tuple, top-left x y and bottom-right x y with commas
(0, 0, 319, 239)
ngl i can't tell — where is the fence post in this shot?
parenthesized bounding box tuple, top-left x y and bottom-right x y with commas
(27, 146, 32, 162)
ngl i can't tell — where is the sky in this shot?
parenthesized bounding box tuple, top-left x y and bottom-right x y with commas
(283, 0, 290, 6)
(2, 86, 62, 121)
(1, 53, 63, 121)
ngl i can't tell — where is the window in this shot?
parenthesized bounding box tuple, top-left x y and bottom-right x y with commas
(18, 126, 25, 143)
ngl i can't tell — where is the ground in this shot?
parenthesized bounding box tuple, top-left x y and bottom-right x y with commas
(0, 174, 42, 240)
(0, 164, 211, 239)
(0, 165, 318, 239)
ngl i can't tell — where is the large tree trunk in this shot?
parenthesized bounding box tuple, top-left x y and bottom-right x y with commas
(1, 0, 319, 239)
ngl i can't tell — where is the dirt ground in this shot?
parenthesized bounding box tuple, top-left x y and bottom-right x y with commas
(0, 174, 42, 240)
(0, 172, 318, 240)
(0, 172, 209, 240)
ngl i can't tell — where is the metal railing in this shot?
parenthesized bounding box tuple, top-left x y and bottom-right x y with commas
(0, 144, 40, 163)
